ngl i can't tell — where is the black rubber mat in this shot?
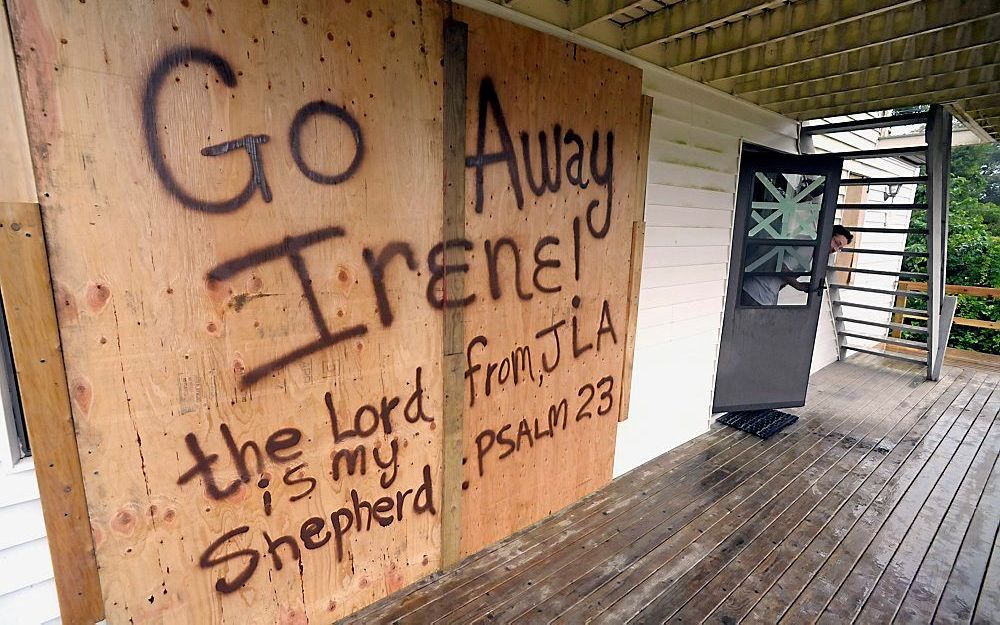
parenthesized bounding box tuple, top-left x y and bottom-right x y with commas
(716, 409, 799, 439)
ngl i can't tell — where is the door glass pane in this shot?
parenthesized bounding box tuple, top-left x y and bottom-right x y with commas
(747, 172, 826, 241)
(744, 244, 814, 273)
(740, 170, 827, 308)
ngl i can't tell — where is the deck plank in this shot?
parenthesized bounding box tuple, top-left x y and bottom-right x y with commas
(934, 428, 1000, 623)
(770, 373, 995, 622)
(344, 356, 880, 624)
(819, 378, 1000, 623)
(719, 371, 990, 622)
(600, 364, 924, 623)
(339, 358, 1000, 625)
(343, 415, 751, 623)
(703, 371, 973, 624)
(421, 364, 882, 625)
(885, 390, 1000, 623)
(666, 369, 965, 623)
(348, 354, 887, 623)
(971, 517, 1000, 624)
(531, 359, 905, 624)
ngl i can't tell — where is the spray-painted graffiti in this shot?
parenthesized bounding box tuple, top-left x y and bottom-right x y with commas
(179, 368, 437, 592)
(145, 44, 626, 596)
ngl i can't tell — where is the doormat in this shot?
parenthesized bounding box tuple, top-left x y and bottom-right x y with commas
(716, 409, 799, 439)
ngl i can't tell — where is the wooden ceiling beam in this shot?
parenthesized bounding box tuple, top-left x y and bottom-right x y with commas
(966, 106, 1000, 118)
(568, 0, 644, 31)
(742, 46, 1000, 106)
(769, 66, 1000, 115)
(946, 102, 998, 143)
(704, 16, 1000, 94)
(674, 1, 1000, 84)
(773, 81, 1000, 121)
(658, 0, 916, 68)
(490, 0, 570, 26)
(623, 0, 783, 51)
(957, 93, 1000, 113)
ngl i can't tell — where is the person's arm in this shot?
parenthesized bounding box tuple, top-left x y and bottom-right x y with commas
(779, 258, 810, 292)
(782, 275, 810, 292)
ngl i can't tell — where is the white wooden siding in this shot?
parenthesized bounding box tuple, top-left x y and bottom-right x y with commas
(0, 376, 61, 624)
(0, 7, 923, 621)
(0, 468, 60, 624)
(811, 120, 921, 357)
(614, 69, 798, 476)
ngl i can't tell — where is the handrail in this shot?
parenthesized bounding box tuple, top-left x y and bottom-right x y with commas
(892, 281, 1000, 334)
(897, 281, 1000, 299)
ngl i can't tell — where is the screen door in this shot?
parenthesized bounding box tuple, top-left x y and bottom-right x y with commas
(713, 151, 843, 412)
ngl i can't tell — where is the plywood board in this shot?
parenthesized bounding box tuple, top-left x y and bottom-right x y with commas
(0, 202, 103, 623)
(8, 1, 445, 621)
(454, 7, 643, 556)
(0, 0, 35, 203)
(7, 0, 648, 619)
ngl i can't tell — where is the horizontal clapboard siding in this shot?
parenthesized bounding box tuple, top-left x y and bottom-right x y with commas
(813, 116, 921, 355)
(0, 578, 61, 624)
(614, 70, 797, 476)
(0, 390, 61, 625)
(0, 467, 61, 622)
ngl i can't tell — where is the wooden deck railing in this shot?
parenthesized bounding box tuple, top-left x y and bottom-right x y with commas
(891, 281, 1000, 335)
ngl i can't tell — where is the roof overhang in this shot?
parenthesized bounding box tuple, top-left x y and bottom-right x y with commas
(481, 0, 1000, 140)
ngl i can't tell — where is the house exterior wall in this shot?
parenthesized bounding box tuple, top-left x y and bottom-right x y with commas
(0, 396, 60, 625)
(615, 107, 919, 476)
(812, 123, 921, 359)
(0, 2, 922, 621)
(0, 0, 61, 618)
(613, 71, 799, 476)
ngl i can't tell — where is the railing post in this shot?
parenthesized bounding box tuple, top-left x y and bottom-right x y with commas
(890, 288, 907, 339)
(925, 105, 952, 380)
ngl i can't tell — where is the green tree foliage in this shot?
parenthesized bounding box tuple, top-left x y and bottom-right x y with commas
(901, 143, 1000, 354)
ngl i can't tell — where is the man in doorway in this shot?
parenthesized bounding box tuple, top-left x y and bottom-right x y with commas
(740, 224, 853, 306)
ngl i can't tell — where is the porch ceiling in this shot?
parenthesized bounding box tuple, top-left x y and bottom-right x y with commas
(488, 0, 1000, 139)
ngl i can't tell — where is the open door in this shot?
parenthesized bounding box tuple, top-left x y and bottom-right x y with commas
(713, 150, 843, 412)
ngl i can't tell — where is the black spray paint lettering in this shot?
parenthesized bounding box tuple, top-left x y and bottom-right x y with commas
(363, 242, 418, 327)
(324, 367, 433, 445)
(465, 76, 614, 241)
(464, 335, 536, 408)
(570, 295, 592, 358)
(199, 465, 436, 594)
(289, 100, 365, 185)
(466, 77, 524, 214)
(216, 230, 565, 387)
(206, 227, 368, 388)
(485, 238, 533, 301)
(143, 47, 266, 213)
(177, 424, 303, 500)
(426, 239, 476, 309)
(326, 434, 406, 489)
(143, 47, 364, 212)
(283, 463, 317, 503)
(533, 236, 561, 294)
(472, 375, 614, 479)
(200, 134, 273, 203)
(586, 130, 614, 238)
(535, 319, 566, 374)
(520, 125, 562, 195)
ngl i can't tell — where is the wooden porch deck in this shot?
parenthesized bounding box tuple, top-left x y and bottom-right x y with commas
(344, 354, 1000, 624)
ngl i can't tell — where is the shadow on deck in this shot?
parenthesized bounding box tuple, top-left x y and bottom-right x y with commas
(343, 354, 1000, 624)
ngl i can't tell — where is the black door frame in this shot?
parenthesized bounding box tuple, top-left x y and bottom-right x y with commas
(713, 148, 843, 413)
